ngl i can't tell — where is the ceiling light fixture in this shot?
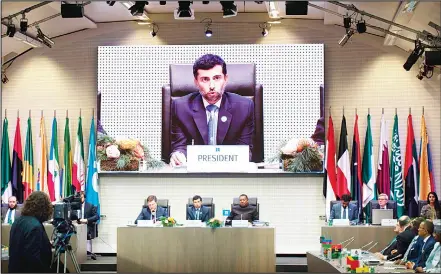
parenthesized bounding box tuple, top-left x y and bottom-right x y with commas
(129, 1, 148, 16)
(339, 29, 354, 47)
(160, 1, 166, 5)
(6, 18, 16, 37)
(201, 18, 213, 37)
(356, 19, 366, 34)
(150, 23, 159, 37)
(403, 40, 425, 71)
(20, 13, 28, 32)
(220, 1, 237, 18)
(36, 25, 54, 48)
(106, 1, 116, 6)
(174, 1, 194, 20)
(259, 23, 270, 37)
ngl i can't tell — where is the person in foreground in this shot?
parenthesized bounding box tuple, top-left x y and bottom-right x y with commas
(226, 194, 258, 224)
(170, 54, 255, 167)
(375, 215, 414, 261)
(187, 195, 210, 222)
(414, 221, 440, 273)
(1, 196, 21, 224)
(329, 194, 358, 225)
(395, 217, 425, 266)
(420, 192, 441, 220)
(135, 195, 168, 224)
(8, 191, 53, 273)
(406, 220, 436, 271)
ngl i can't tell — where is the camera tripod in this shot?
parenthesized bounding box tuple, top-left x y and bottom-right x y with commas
(51, 220, 81, 273)
(53, 242, 81, 273)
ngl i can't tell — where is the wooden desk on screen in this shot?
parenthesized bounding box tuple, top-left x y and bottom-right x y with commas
(321, 225, 396, 252)
(1, 223, 87, 273)
(117, 226, 275, 273)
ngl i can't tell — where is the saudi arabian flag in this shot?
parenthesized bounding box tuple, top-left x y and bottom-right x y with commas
(1, 118, 12, 202)
(390, 114, 404, 218)
(63, 117, 73, 197)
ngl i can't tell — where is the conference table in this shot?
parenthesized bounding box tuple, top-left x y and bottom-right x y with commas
(321, 225, 397, 253)
(1, 223, 87, 273)
(117, 226, 275, 273)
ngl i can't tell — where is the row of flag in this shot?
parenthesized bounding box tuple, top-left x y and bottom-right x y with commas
(324, 112, 435, 221)
(1, 115, 100, 219)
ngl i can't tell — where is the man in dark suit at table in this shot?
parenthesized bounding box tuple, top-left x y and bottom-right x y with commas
(406, 220, 437, 270)
(135, 195, 168, 224)
(372, 193, 397, 219)
(169, 54, 255, 167)
(226, 194, 258, 224)
(329, 194, 359, 225)
(186, 195, 210, 222)
(1, 196, 21, 224)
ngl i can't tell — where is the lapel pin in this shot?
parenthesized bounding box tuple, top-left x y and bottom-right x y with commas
(221, 116, 227, 122)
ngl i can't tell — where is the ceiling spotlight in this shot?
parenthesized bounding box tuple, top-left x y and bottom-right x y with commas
(203, 1, 209, 4)
(106, 1, 116, 6)
(343, 15, 352, 30)
(255, 1, 263, 3)
(338, 29, 354, 47)
(150, 23, 159, 37)
(36, 25, 54, 48)
(160, 1, 166, 5)
(6, 19, 16, 37)
(20, 14, 28, 32)
(356, 20, 366, 34)
(220, 1, 237, 18)
(175, 1, 194, 19)
(262, 29, 268, 37)
(129, 1, 148, 16)
(403, 41, 424, 71)
(259, 23, 269, 37)
(202, 18, 213, 37)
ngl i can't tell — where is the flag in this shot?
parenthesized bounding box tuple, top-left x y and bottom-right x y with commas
(376, 114, 390, 197)
(23, 117, 34, 200)
(72, 116, 85, 192)
(390, 114, 404, 218)
(351, 114, 363, 222)
(11, 118, 24, 203)
(36, 117, 48, 195)
(63, 117, 73, 197)
(48, 117, 60, 201)
(404, 114, 419, 217)
(419, 115, 435, 199)
(1, 118, 12, 203)
(86, 118, 100, 222)
(337, 115, 351, 198)
(362, 114, 376, 223)
(324, 115, 337, 221)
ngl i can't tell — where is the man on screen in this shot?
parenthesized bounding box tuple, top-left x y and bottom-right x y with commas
(187, 195, 210, 222)
(170, 54, 255, 167)
(135, 195, 167, 224)
(226, 194, 258, 224)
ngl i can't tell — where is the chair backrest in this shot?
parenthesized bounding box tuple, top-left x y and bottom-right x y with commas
(231, 197, 259, 219)
(144, 198, 171, 217)
(186, 197, 215, 220)
(162, 63, 264, 163)
(369, 200, 397, 223)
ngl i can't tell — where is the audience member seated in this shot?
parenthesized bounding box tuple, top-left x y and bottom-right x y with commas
(226, 194, 258, 224)
(396, 217, 425, 265)
(135, 195, 167, 224)
(415, 221, 441, 273)
(374, 216, 414, 260)
(186, 195, 210, 222)
(421, 192, 441, 220)
(372, 193, 397, 219)
(1, 196, 21, 224)
(406, 220, 436, 270)
(329, 194, 358, 225)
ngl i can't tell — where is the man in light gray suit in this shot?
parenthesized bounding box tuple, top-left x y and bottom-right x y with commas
(1, 196, 21, 224)
(330, 194, 359, 225)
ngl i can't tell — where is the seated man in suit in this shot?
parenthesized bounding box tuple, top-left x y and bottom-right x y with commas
(395, 217, 425, 266)
(226, 194, 258, 224)
(169, 54, 255, 167)
(329, 194, 358, 225)
(186, 195, 210, 222)
(415, 222, 441, 273)
(406, 220, 437, 270)
(1, 196, 21, 224)
(373, 193, 397, 219)
(135, 195, 167, 224)
(375, 216, 415, 261)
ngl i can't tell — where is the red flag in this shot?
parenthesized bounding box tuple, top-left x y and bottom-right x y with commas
(337, 115, 351, 197)
(11, 118, 24, 203)
(324, 115, 338, 221)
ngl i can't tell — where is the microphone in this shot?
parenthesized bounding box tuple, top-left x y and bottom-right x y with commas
(360, 241, 374, 249)
(340, 236, 355, 245)
(366, 242, 378, 252)
(387, 254, 402, 261)
(343, 237, 355, 249)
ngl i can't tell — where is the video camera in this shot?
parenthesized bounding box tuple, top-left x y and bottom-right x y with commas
(53, 193, 82, 221)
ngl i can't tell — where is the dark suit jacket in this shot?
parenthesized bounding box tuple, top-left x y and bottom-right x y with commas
(186, 205, 209, 222)
(385, 227, 415, 260)
(407, 236, 424, 263)
(1, 205, 22, 223)
(8, 216, 52, 273)
(330, 203, 359, 222)
(372, 203, 397, 219)
(135, 206, 168, 224)
(78, 202, 100, 239)
(227, 204, 258, 223)
(171, 92, 255, 159)
(414, 235, 437, 269)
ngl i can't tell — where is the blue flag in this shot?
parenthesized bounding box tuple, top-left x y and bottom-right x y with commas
(86, 118, 100, 222)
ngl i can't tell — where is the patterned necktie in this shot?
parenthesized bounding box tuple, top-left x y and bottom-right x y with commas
(206, 104, 218, 145)
(7, 209, 13, 224)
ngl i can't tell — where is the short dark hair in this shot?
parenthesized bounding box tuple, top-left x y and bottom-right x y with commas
(341, 194, 351, 202)
(146, 195, 157, 203)
(423, 220, 434, 235)
(193, 54, 227, 79)
(239, 194, 248, 200)
(411, 217, 425, 234)
(80, 191, 86, 198)
(192, 195, 202, 202)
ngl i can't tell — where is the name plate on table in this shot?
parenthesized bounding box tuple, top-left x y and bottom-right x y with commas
(137, 220, 155, 227)
(332, 219, 350, 226)
(232, 220, 249, 227)
(187, 145, 249, 173)
(381, 219, 397, 226)
(184, 220, 203, 227)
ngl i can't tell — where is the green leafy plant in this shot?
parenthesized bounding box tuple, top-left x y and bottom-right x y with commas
(206, 218, 222, 228)
(159, 216, 177, 227)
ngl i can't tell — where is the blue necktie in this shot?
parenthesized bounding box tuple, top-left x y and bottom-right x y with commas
(206, 105, 218, 145)
(195, 209, 200, 220)
(7, 209, 13, 224)
(343, 207, 347, 219)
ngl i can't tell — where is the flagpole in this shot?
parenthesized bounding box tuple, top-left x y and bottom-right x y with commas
(382, 108, 384, 115)
(355, 108, 357, 116)
(41, 110, 43, 118)
(329, 106, 332, 117)
(92, 108, 94, 118)
(368, 108, 370, 115)
(29, 110, 31, 118)
(54, 110, 56, 118)
(395, 108, 397, 115)
(422, 106, 424, 115)
(343, 106, 344, 116)
(4, 109, 6, 119)
(17, 109, 19, 118)
(80, 108, 82, 118)
(66, 109, 68, 118)
(409, 107, 411, 115)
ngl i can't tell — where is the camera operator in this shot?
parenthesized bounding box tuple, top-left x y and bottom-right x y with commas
(72, 191, 99, 260)
(9, 191, 53, 273)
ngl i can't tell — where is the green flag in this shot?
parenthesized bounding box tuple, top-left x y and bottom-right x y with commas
(1, 118, 12, 202)
(362, 114, 376, 223)
(390, 114, 404, 218)
(63, 117, 73, 197)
